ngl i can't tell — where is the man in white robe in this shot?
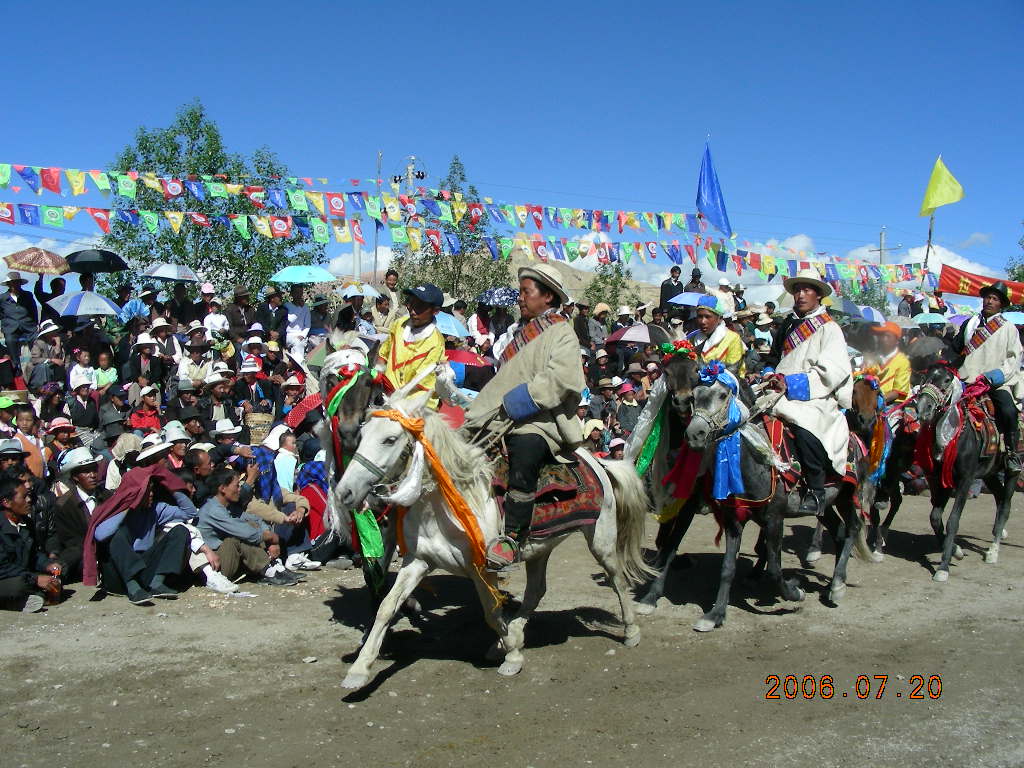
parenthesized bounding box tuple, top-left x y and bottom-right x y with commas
(762, 269, 852, 516)
(954, 281, 1023, 472)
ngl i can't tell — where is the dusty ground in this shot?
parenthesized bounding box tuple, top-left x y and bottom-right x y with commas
(2, 494, 1023, 768)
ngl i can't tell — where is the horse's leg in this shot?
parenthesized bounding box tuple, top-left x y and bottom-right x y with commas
(637, 498, 698, 615)
(933, 483, 971, 583)
(765, 506, 805, 604)
(984, 471, 1016, 564)
(874, 485, 902, 562)
(342, 558, 430, 689)
(829, 498, 858, 604)
(694, 518, 743, 632)
(928, 485, 951, 554)
(805, 521, 826, 564)
(585, 524, 641, 648)
(487, 547, 554, 677)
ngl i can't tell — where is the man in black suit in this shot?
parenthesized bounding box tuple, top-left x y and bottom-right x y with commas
(256, 287, 288, 342)
(0, 271, 38, 364)
(52, 448, 109, 583)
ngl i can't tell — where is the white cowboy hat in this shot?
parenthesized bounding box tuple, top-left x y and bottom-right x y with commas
(615, 305, 632, 316)
(163, 422, 190, 444)
(70, 372, 92, 391)
(60, 447, 99, 474)
(132, 333, 157, 351)
(203, 371, 227, 386)
(238, 357, 261, 374)
(3, 271, 28, 285)
(37, 320, 61, 337)
(517, 263, 569, 304)
(213, 418, 242, 437)
(281, 374, 303, 388)
(783, 267, 832, 298)
(137, 435, 173, 463)
(261, 423, 291, 451)
(149, 317, 171, 332)
(755, 312, 773, 326)
(138, 385, 159, 398)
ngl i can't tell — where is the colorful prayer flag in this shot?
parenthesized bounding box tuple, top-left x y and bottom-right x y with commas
(87, 207, 111, 232)
(919, 155, 964, 216)
(164, 211, 185, 233)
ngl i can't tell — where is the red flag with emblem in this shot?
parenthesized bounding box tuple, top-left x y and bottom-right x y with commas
(40, 168, 62, 194)
(399, 195, 418, 220)
(86, 208, 111, 233)
(528, 205, 544, 230)
(161, 178, 184, 199)
(0, 203, 14, 225)
(644, 241, 658, 261)
(531, 236, 548, 261)
(426, 229, 442, 254)
(467, 202, 483, 231)
(270, 216, 292, 238)
(684, 244, 696, 264)
(244, 186, 266, 208)
(324, 192, 346, 217)
(187, 212, 212, 227)
(350, 217, 365, 244)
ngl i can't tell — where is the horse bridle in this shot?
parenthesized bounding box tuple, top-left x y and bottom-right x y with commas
(914, 379, 953, 423)
(350, 430, 416, 499)
(689, 382, 737, 443)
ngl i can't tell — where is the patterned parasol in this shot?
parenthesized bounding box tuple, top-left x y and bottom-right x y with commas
(4, 247, 69, 275)
(476, 286, 519, 307)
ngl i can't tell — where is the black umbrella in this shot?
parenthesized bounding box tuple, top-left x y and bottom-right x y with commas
(65, 249, 129, 274)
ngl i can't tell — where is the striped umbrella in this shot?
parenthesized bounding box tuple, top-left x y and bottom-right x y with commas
(48, 290, 122, 317)
(141, 263, 200, 282)
(4, 247, 69, 275)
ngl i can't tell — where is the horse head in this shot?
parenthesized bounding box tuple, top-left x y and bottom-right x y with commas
(332, 389, 431, 511)
(915, 363, 959, 424)
(684, 360, 745, 450)
(660, 341, 702, 417)
(319, 331, 386, 455)
(847, 373, 882, 440)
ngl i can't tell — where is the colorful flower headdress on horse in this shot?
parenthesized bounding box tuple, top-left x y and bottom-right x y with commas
(854, 366, 881, 391)
(658, 339, 697, 364)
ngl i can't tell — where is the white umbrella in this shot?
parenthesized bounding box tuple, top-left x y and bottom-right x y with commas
(141, 263, 200, 282)
(48, 290, 122, 317)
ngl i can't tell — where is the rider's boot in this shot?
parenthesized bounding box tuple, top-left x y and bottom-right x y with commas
(798, 488, 826, 518)
(1006, 429, 1022, 474)
(486, 497, 532, 572)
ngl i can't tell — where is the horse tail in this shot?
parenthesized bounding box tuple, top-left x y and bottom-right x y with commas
(852, 515, 873, 561)
(599, 459, 657, 585)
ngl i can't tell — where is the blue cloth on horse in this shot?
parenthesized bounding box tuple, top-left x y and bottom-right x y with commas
(295, 460, 328, 494)
(699, 361, 746, 500)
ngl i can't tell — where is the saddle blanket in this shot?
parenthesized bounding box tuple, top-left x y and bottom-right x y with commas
(761, 415, 859, 493)
(492, 456, 603, 539)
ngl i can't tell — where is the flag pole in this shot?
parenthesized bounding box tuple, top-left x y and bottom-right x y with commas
(920, 214, 934, 290)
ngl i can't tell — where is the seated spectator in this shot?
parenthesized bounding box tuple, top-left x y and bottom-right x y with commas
(28, 319, 66, 391)
(93, 350, 118, 397)
(608, 437, 626, 460)
(135, 434, 173, 468)
(44, 417, 79, 473)
(164, 379, 199, 422)
(67, 347, 96, 391)
(123, 333, 165, 406)
(274, 375, 304, 421)
(616, 382, 642, 437)
(105, 433, 141, 492)
(128, 386, 163, 436)
(233, 357, 273, 414)
(65, 373, 101, 448)
(37, 382, 66, 423)
(0, 476, 61, 613)
(177, 341, 212, 392)
(202, 297, 229, 338)
(14, 405, 45, 479)
(197, 468, 297, 586)
(177, 406, 209, 444)
(164, 422, 191, 470)
(52, 447, 108, 582)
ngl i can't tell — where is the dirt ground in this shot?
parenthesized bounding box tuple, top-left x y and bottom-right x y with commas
(3, 493, 1023, 768)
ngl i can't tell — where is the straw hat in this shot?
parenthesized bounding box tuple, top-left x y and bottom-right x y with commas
(137, 434, 173, 463)
(583, 419, 605, 437)
(593, 302, 612, 316)
(132, 332, 157, 351)
(3, 271, 28, 286)
(755, 313, 773, 326)
(783, 267, 832, 298)
(517, 264, 569, 304)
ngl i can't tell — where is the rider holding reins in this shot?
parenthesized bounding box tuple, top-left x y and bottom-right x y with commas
(463, 264, 586, 571)
(953, 280, 1022, 473)
(759, 268, 853, 517)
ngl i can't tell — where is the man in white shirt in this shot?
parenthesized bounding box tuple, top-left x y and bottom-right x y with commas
(284, 285, 312, 361)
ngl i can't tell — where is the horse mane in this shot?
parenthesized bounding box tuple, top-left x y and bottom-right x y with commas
(418, 406, 495, 513)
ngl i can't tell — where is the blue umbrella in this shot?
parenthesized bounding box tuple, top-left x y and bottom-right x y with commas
(142, 262, 199, 282)
(858, 306, 886, 323)
(436, 312, 470, 337)
(476, 286, 519, 307)
(271, 265, 336, 284)
(1002, 311, 1024, 326)
(668, 292, 717, 307)
(48, 290, 122, 317)
(914, 312, 949, 325)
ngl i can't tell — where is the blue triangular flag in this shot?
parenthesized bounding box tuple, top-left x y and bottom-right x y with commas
(184, 180, 206, 201)
(116, 209, 139, 226)
(267, 188, 285, 208)
(696, 143, 732, 237)
(445, 232, 461, 253)
(17, 203, 40, 225)
(484, 237, 499, 260)
(347, 192, 365, 212)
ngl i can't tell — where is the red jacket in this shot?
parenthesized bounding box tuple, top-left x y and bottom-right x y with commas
(129, 406, 162, 434)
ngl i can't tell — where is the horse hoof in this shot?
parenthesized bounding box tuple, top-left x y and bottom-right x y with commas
(869, 549, 885, 563)
(984, 550, 999, 565)
(635, 601, 656, 616)
(953, 545, 965, 561)
(805, 549, 822, 564)
(1002, 528, 1008, 539)
(932, 570, 949, 583)
(341, 670, 369, 689)
(793, 587, 806, 602)
(497, 659, 522, 677)
(693, 617, 717, 632)
(623, 627, 641, 648)
(830, 583, 846, 603)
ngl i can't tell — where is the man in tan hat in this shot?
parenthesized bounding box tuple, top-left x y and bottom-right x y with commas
(225, 286, 257, 344)
(0, 271, 38, 365)
(464, 264, 585, 570)
(761, 268, 852, 517)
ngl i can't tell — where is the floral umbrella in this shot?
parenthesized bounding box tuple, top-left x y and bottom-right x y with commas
(4, 247, 69, 275)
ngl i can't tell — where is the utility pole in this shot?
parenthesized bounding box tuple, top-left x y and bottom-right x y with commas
(369, 150, 382, 284)
(868, 226, 902, 267)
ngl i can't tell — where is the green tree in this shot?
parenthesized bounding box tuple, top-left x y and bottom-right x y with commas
(101, 101, 324, 293)
(847, 281, 889, 314)
(582, 260, 641, 311)
(389, 155, 511, 303)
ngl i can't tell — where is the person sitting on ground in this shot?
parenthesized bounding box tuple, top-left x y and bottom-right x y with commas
(93, 350, 118, 399)
(123, 333, 164, 406)
(14, 406, 45, 479)
(128, 386, 163, 436)
(0, 476, 61, 613)
(44, 417, 79, 474)
(615, 381, 642, 437)
(65, 373, 100, 448)
(52, 447, 109, 582)
(164, 379, 199, 422)
(607, 437, 626, 460)
(274, 375, 305, 422)
(233, 357, 273, 414)
(105, 433, 141, 492)
(202, 297, 230, 338)
(197, 468, 297, 586)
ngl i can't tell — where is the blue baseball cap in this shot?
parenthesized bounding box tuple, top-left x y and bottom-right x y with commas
(403, 283, 444, 308)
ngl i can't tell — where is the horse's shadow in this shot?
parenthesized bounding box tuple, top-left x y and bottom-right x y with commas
(326, 574, 622, 700)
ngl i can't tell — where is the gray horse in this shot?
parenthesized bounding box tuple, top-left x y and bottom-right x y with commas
(683, 369, 871, 630)
(913, 365, 1017, 581)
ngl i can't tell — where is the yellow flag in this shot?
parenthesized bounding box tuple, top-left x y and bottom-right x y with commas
(407, 227, 422, 251)
(451, 200, 467, 224)
(65, 169, 86, 196)
(62, 206, 80, 220)
(164, 211, 184, 233)
(141, 172, 162, 192)
(251, 216, 273, 238)
(331, 218, 351, 243)
(919, 155, 964, 216)
(305, 191, 325, 216)
(225, 183, 243, 196)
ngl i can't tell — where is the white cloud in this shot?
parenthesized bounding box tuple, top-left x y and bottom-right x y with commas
(0, 231, 102, 258)
(957, 232, 992, 249)
(328, 245, 394, 279)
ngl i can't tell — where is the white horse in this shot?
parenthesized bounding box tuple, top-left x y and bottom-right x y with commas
(331, 387, 652, 689)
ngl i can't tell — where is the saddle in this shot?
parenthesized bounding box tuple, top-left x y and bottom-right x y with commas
(761, 414, 860, 495)
(963, 396, 1001, 458)
(492, 455, 602, 539)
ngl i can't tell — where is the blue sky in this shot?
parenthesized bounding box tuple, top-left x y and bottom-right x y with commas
(2, 0, 1021, 303)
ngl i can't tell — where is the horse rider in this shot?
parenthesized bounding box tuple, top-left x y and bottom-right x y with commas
(375, 283, 446, 410)
(688, 297, 745, 375)
(463, 264, 586, 570)
(870, 321, 911, 404)
(953, 281, 1022, 473)
(761, 268, 853, 517)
